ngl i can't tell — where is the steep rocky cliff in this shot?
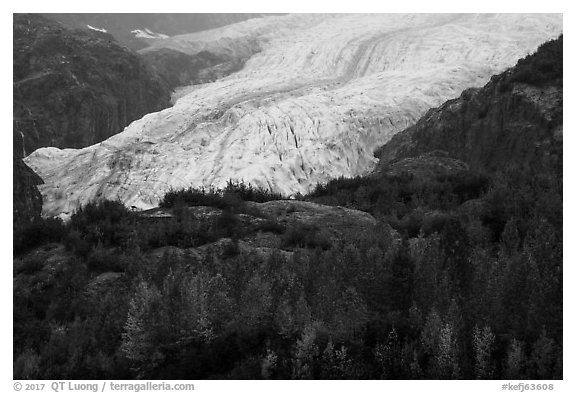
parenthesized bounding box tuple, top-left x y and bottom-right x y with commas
(13, 14, 172, 152)
(376, 36, 563, 176)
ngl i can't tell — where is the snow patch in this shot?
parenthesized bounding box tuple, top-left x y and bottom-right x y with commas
(131, 28, 169, 39)
(86, 25, 107, 33)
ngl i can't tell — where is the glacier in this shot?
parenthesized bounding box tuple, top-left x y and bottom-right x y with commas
(24, 13, 563, 218)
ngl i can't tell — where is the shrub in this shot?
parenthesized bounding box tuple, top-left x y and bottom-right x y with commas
(421, 212, 452, 236)
(160, 186, 226, 209)
(86, 245, 125, 273)
(216, 210, 240, 237)
(159, 180, 285, 210)
(223, 180, 284, 203)
(70, 199, 130, 227)
(396, 210, 424, 238)
(222, 238, 240, 258)
(443, 172, 489, 202)
(281, 223, 331, 250)
(255, 219, 286, 234)
(13, 348, 41, 379)
(64, 229, 91, 257)
(15, 255, 45, 275)
(221, 192, 243, 212)
(14, 217, 65, 255)
(66, 200, 133, 250)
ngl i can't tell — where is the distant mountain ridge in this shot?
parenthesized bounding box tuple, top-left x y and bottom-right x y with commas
(43, 14, 272, 51)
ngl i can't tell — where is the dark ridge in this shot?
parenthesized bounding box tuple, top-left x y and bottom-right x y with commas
(13, 13, 172, 152)
(43, 13, 274, 51)
(141, 48, 248, 90)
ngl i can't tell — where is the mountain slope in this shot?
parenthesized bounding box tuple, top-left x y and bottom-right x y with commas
(24, 13, 563, 218)
(14, 14, 172, 152)
(140, 48, 247, 91)
(375, 36, 562, 175)
(13, 14, 174, 224)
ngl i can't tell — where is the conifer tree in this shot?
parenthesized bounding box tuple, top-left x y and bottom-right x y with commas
(436, 323, 460, 379)
(292, 323, 320, 379)
(530, 329, 558, 379)
(504, 338, 526, 379)
(472, 325, 496, 379)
